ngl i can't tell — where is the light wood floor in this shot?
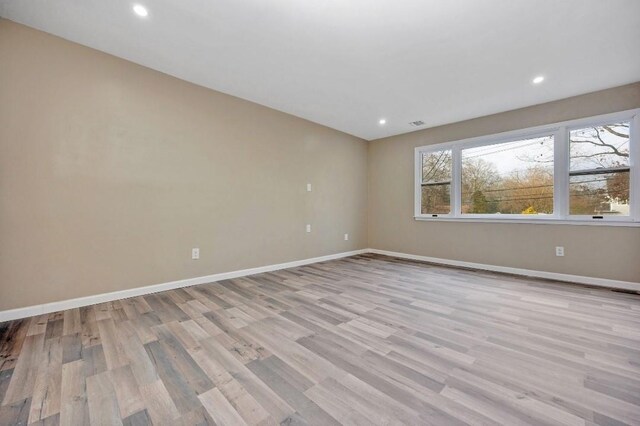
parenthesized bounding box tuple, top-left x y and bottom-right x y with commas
(1, 254, 639, 425)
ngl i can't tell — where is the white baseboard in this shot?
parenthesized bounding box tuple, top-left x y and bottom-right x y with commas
(368, 248, 640, 292)
(0, 249, 368, 322)
(2, 247, 638, 322)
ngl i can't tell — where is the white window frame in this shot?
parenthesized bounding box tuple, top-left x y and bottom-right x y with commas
(414, 108, 640, 226)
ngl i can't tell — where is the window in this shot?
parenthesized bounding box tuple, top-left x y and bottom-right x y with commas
(569, 122, 630, 217)
(421, 150, 452, 215)
(414, 109, 639, 225)
(461, 136, 554, 215)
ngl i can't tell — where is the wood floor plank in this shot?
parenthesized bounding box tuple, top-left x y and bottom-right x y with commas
(87, 371, 123, 426)
(232, 365, 297, 423)
(61, 332, 83, 365)
(217, 378, 272, 425)
(0, 397, 31, 425)
(28, 336, 63, 423)
(96, 319, 129, 370)
(138, 379, 181, 425)
(60, 360, 90, 426)
(1, 332, 45, 405)
(198, 387, 248, 426)
(0, 319, 29, 372)
(122, 409, 153, 426)
(143, 340, 202, 415)
(110, 365, 145, 419)
(26, 315, 48, 337)
(0, 254, 638, 425)
(63, 309, 82, 336)
(0, 369, 12, 407)
(246, 357, 339, 426)
(303, 380, 375, 426)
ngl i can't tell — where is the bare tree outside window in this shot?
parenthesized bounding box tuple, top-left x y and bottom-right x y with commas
(461, 136, 554, 214)
(416, 113, 637, 222)
(421, 150, 451, 214)
(499, 123, 630, 216)
(568, 123, 630, 215)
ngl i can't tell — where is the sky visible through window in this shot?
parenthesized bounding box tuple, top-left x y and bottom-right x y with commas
(462, 136, 553, 173)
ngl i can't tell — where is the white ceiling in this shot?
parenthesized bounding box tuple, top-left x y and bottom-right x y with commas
(1, 0, 639, 140)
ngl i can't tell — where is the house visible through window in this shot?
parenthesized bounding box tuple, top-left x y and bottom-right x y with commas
(569, 123, 630, 216)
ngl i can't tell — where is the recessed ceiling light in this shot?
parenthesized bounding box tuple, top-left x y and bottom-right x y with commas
(532, 75, 545, 84)
(133, 4, 148, 17)
(379, 119, 387, 125)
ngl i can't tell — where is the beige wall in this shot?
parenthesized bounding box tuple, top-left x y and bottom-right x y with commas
(369, 82, 640, 283)
(0, 20, 368, 311)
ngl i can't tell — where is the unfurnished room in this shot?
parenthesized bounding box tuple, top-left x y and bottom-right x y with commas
(0, 1, 639, 425)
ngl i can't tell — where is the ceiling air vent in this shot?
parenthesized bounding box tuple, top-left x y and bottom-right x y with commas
(409, 120, 425, 127)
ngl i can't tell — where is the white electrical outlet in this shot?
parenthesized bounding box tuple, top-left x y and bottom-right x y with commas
(344, 233, 349, 241)
(306, 224, 311, 233)
(555, 246, 564, 257)
(192, 248, 200, 260)
(307, 183, 312, 192)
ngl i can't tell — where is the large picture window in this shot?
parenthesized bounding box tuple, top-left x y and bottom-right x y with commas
(415, 110, 639, 225)
(461, 136, 554, 215)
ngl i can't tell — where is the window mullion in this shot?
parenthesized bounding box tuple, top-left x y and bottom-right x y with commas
(452, 146, 461, 217)
(415, 151, 422, 217)
(631, 113, 640, 220)
(554, 127, 569, 219)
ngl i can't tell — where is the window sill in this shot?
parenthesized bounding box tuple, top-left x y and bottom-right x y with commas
(414, 216, 640, 227)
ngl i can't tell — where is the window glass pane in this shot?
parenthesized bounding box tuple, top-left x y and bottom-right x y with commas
(422, 150, 451, 183)
(570, 171, 630, 216)
(569, 122, 630, 216)
(421, 184, 450, 214)
(461, 136, 554, 215)
(569, 123, 630, 171)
